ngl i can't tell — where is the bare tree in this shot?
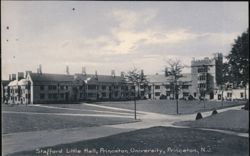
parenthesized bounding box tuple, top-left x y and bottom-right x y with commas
(125, 67, 148, 120)
(126, 68, 148, 99)
(165, 59, 184, 114)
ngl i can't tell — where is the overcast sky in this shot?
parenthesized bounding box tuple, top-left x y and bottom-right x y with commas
(1, 1, 248, 79)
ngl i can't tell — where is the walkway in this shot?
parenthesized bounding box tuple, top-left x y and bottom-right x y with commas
(2, 104, 247, 155)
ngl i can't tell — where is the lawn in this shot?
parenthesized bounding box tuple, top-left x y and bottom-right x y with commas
(96, 100, 245, 115)
(174, 109, 249, 133)
(2, 105, 135, 134)
(9, 126, 249, 156)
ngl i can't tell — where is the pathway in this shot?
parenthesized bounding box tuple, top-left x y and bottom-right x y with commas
(2, 104, 247, 155)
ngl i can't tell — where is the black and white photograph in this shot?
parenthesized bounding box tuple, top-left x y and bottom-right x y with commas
(1, 1, 249, 156)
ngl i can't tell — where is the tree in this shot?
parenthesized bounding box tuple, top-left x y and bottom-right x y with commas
(125, 68, 148, 120)
(126, 68, 148, 99)
(226, 29, 249, 87)
(165, 59, 184, 114)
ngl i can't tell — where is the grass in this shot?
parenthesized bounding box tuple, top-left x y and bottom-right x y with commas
(9, 126, 249, 156)
(96, 99, 245, 115)
(2, 105, 135, 134)
(174, 109, 249, 133)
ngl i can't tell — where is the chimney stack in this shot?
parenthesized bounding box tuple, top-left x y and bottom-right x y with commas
(66, 65, 70, 75)
(121, 72, 125, 78)
(82, 66, 86, 75)
(95, 70, 98, 80)
(165, 67, 168, 77)
(17, 72, 24, 81)
(11, 74, 16, 81)
(37, 65, 42, 74)
(9, 74, 12, 81)
(25, 71, 32, 78)
(111, 70, 115, 78)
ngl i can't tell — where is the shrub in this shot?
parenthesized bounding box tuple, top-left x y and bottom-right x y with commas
(212, 109, 218, 115)
(244, 101, 249, 110)
(196, 112, 203, 120)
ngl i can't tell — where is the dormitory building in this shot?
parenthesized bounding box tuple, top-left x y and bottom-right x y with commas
(1, 53, 249, 104)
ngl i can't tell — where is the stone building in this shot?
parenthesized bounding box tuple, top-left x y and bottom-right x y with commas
(190, 53, 223, 100)
(2, 69, 136, 104)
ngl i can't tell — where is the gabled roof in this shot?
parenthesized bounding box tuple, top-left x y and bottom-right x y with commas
(29, 73, 74, 82)
(146, 73, 192, 83)
(146, 74, 172, 83)
(74, 73, 125, 83)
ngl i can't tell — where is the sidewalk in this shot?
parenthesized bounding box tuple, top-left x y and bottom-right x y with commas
(2, 105, 246, 155)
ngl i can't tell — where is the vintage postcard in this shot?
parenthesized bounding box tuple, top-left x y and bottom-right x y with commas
(1, 1, 249, 156)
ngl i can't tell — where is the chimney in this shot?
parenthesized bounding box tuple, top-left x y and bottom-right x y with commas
(39, 64, 42, 74)
(95, 70, 98, 80)
(17, 72, 24, 81)
(9, 74, 12, 81)
(82, 66, 86, 75)
(11, 74, 16, 81)
(111, 70, 115, 78)
(165, 67, 168, 77)
(37, 65, 42, 74)
(121, 72, 125, 78)
(25, 71, 32, 78)
(66, 65, 70, 75)
(141, 70, 144, 76)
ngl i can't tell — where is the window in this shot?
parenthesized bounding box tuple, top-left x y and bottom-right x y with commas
(48, 85, 53, 90)
(240, 92, 244, 98)
(102, 92, 106, 97)
(199, 75, 206, 81)
(88, 85, 96, 90)
(198, 67, 207, 73)
(79, 86, 83, 90)
(102, 86, 106, 90)
(199, 83, 206, 88)
(60, 93, 64, 98)
(125, 86, 129, 91)
(155, 85, 160, 89)
(48, 94, 53, 99)
(227, 92, 232, 98)
(40, 94, 45, 99)
(53, 93, 57, 98)
(88, 93, 96, 97)
(183, 92, 189, 96)
(194, 93, 197, 97)
(60, 86, 64, 90)
(131, 86, 135, 89)
(165, 85, 170, 89)
(53, 86, 57, 90)
(114, 86, 119, 89)
(115, 91, 119, 97)
(65, 86, 68, 90)
(140, 85, 144, 89)
(182, 85, 189, 89)
(166, 92, 170, 96)
(40, 86, 44, 90)
(155, 92, 161, 96)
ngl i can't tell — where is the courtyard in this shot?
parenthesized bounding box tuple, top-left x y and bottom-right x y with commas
(2, 99, 249, 156)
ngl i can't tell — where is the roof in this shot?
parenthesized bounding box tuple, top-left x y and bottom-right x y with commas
(146, 73, 191, 83)
(146, 74, 171, 83)
(29, 73, 125, 84)
(8, 80, 18, 86)
(18, 79, 29, 86)
(29, 73, 74, 82)
(74, 73, 125, 83)
(1, 80, 10, 86)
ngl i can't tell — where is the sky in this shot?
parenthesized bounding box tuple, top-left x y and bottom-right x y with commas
(1, 1, 248, 79)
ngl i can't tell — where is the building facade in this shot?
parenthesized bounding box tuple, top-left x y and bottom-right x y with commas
(2, 70, 136, 104)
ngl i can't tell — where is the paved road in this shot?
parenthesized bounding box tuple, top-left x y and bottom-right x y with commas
(2, 104, 247, 155)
